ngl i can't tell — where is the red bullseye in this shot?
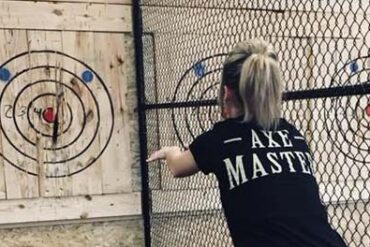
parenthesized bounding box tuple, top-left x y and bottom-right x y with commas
(366, 104, 370, 117)
(42, 107, 55, 123)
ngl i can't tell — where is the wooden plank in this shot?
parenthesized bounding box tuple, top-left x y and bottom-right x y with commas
(10, 0, 366, 13)
(0, 214, 141, 229)
(0, 192, 141, 225)
(93, 32, 132, 193)
(27, 30, 75, 198)
(0, 1, 132, 32)
(61, 31, 104, 196)
(26, 31, 51, 199)
(8, 0, 132, 4)
(0, 29, 40, 200)
(0, 33, 9, 198)
(0, 131, 6, 199)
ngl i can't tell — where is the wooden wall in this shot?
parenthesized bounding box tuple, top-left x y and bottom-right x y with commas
(0, 0, 142, 227)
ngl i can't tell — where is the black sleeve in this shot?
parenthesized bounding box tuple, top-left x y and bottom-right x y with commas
(189, 130, 217, 175)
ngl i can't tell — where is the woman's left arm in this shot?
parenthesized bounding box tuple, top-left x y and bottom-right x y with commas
(146, 146, 199, 178)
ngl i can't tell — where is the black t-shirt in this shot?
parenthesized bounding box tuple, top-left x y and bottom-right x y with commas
(189, 116, 347, 247)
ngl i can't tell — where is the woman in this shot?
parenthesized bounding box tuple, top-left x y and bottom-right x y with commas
(147, 39, 347, 247)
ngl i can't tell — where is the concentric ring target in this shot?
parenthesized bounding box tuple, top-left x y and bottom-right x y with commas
(0, 50, 114, 177)
(171, 54, 226, 147)
(15, 80, 87, 151)
(26, 93, 74, 138)
(325, 55, 370, 163)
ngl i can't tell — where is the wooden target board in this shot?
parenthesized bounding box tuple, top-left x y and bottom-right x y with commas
(0, 30, 133, 201)
(0, 51, 113, 177)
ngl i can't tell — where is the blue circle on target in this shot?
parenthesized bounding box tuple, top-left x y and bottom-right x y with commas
(193, 62, 205, 77)
(349, 61, 359, 73)
(0, 67, 11, 82)
(82, 70, 94, 83)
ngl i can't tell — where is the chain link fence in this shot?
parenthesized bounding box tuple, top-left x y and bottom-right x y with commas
(135, 1, 370, 246)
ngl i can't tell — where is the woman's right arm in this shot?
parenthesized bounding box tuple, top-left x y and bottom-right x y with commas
(147, 146, 200, 177)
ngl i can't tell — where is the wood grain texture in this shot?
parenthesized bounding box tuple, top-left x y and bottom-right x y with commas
(93, 32, 133, 194)
(0, 29, 140, 222)
(61, 31, 105, 197)
(7, 0, 132, 4)
(0, 131, 6, 199)
(0, 1, 132, 32)
(0, 29, 40, 200)
(27, 30, 74, 198)
(0, 192, 141, 225)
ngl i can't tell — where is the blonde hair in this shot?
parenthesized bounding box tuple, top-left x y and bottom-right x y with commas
(220, 38, 283, 130)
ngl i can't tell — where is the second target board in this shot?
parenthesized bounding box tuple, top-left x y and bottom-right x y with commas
(325, 55, 370, 164)
(171, 54, 226, 147)
(0, 51, 114, 178)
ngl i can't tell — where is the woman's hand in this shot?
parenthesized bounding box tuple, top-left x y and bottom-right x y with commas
(146, 146, 181, 162)
(146, 146, 199, 177)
